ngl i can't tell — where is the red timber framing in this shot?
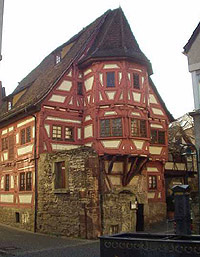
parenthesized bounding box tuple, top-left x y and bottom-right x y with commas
(0, 114, 39, 209)
(0, 8, 173, 233)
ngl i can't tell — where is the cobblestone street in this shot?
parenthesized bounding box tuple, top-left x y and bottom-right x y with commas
(0, 224, 100, 257)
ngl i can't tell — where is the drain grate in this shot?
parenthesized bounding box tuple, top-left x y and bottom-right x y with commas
(0, 246, 19, 251)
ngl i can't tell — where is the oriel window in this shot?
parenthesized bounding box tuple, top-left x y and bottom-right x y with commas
(133, 73, 140, 89)
(150, 130, 165, 145)
(100, 118, 122, 137)
(131, 119, 147, 137)
(106, 72, 115, 87)
(77, 82, 83, 95)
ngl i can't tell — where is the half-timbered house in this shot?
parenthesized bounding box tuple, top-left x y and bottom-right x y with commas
(0, 8, 174, 238)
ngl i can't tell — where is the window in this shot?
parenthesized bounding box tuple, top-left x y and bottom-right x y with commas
(8, 135, 14, 160)
(26, 172, 32, 191)
(77, 82, 83, 95)
(8, 101, 12, 111)
(131, 119, 147, 137)
(55, 54, 61, 64)
(19, 172, 32, 191)
(148, 175, 157, 190)
(5, 174, 9, 191)
(54, 161, 66, 189)
(106, 72, 115, 87)
(65, 127, 73, 141)
(52, 125, 62, 140)
(19, 172, 25, 191)
(150, 130, 165, 144)
(133, 73, 140, 89)
(110, 224, 119, 234)
(26, 127, 31, 143)
(21, 126, 31, 145)
(100, 118, 122, 137)
(2, 137, 8, 150)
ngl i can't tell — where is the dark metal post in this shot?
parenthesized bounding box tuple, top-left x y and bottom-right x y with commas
(172, 185, 191, 235)
(190, 112, 200, 234)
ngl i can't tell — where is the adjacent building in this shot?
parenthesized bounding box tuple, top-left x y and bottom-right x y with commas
(0, 0, 4, 61)
(184, 21, 200, 234)
(0, 8, 174, 238)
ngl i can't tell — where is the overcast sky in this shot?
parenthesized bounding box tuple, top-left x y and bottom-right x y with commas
(0, 0, 199, 119)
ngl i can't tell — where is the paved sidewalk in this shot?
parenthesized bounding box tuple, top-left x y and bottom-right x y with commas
(145, 219, 174, 234)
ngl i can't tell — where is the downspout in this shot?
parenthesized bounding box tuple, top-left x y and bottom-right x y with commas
(31, 114, 37, 233)
(99, 156, 104, 234)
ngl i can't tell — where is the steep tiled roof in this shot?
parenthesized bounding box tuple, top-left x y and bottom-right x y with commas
(79, 8, 152, 74)
(0, 10, 109, 123)
(0, 8, 172, 124)
(149, 78, 174, 122)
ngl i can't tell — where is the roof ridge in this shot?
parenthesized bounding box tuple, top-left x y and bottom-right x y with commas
(183, 22, 200, 53)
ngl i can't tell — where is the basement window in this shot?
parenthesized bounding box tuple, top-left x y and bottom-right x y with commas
(15, 212, 20, 223)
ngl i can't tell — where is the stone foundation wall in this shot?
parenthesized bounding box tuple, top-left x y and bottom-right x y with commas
(145, 202, 166, 228)
(37, 147, 101, 239)
(0, 206, 34, 231)
(103, 191, 137, 235)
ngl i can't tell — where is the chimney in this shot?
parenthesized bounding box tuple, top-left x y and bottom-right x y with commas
(0, 81, 5, 107)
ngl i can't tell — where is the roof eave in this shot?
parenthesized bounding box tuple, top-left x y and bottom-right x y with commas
(78, 55, 153, 75)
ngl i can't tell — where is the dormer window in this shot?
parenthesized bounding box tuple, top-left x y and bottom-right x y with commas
(8, 100, 12, 111)
(55, 53, 61, 64)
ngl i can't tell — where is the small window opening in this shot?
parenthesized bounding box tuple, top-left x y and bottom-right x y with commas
(55, 54, 61, 64)
(106, 72, 115, 87)
(77, 82, 83, 95)
(15, 212, 20, 223)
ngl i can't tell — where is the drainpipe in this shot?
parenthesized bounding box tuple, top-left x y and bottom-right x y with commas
(99, 156, 104, 234)
(31, 114, 38, 233)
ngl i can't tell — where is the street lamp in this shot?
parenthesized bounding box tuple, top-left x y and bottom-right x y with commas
(180, 143, 200, 234)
